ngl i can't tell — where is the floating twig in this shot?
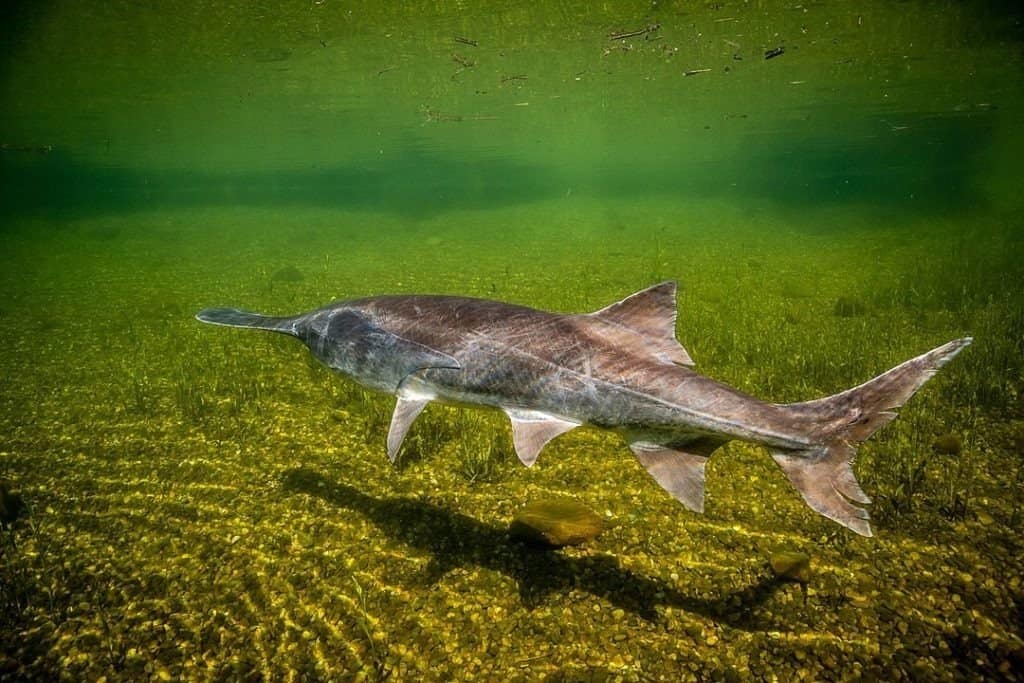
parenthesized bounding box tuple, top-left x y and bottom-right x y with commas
(501, 74, 528, 84)
(454, 35, 478, 47)
(684, 68, 712, 76)
(0, 143, 53, 154)
(376, 66, 397, 77)
(765, 46, 785, 60)
(608, 23, 660, 41)
(423, 107, 498, 122)
(424, 107, 462, 122)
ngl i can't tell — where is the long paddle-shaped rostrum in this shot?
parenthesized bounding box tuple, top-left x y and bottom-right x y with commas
(197, 282, 970, 537)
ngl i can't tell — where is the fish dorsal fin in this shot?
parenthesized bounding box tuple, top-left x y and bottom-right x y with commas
(505, 409, 579, 467)
(588, 282, 694, 366)
(629, 439, 720, 513)
(387, 393, 431, 463)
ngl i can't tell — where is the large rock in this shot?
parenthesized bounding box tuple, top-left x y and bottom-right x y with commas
(510, 498, 603, 548)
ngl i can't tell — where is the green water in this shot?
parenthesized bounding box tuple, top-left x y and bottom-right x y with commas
(1, 1, 1022, 680)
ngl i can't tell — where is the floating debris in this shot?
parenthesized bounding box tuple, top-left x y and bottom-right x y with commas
(0, 143, 54, 154)
(454, 35, 478, 47)
(509, 498, 603, 548)
(765, 46, 785, 60)
(684, 68, 712, 77)
(423, 107, 499, 122)
(608, 24, 660, 41)
(251, 47, 292, 63)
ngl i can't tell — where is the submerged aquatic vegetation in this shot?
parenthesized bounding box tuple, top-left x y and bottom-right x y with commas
(347, 574, 390, 681)
(354, 388, 391, 437)
(2, 226, 1022, 679)
(833, 296, 867, 318)
(173, 364, 210, 423)
(453, 412, 511, 484)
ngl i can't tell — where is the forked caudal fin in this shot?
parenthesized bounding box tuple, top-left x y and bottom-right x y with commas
(772, 337, 972, 537)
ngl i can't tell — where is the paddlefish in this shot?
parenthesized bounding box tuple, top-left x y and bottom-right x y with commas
(197, 282, 970, 537)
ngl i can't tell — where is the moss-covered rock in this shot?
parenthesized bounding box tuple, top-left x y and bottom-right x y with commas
(769, 550, 811, 583)
(509, 498, 603, 548)
(932, 433, 962, 456)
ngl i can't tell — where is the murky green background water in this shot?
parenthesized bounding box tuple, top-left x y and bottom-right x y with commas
(2, 1, 1022, 681)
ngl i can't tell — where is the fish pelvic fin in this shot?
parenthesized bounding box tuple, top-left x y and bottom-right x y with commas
(387, 394, 431, 463)
(773, 337, 972, 537)
(505, 410, 579, 466)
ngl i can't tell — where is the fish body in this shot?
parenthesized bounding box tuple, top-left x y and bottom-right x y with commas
(197, 282, 970, 537)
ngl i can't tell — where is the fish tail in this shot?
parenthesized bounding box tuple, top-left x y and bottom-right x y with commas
(773, 337, 972, 537)
(195, 308, 299, 335)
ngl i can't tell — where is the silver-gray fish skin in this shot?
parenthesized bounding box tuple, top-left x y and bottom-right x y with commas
(197, 282, 971, 537)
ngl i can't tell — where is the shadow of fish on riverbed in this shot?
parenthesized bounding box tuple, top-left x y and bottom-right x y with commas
(281, 467, 792, 628)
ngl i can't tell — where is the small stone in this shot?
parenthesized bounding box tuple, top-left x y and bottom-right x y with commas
(769, 550, 811, 584)
(509, 498, 603, 548)
(271, 265, 304, 283)
(931, 433, 962, 456)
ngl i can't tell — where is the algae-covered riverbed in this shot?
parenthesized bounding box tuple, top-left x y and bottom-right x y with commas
(2, 1, 1023, 680)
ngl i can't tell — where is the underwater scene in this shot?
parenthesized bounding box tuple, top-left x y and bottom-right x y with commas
(1, 1, 1022, 680)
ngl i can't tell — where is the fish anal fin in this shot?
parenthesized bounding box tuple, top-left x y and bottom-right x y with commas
(586, 282, 695, 366)
(629, 440, 711, 513)
(387, 394, 431, 462)
(505, 410, 579, 467)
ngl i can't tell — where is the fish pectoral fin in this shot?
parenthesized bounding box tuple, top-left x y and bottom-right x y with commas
(629, 441, 709, 513)
(504, 410, 580, 467)
(387, 395, 431, 462)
